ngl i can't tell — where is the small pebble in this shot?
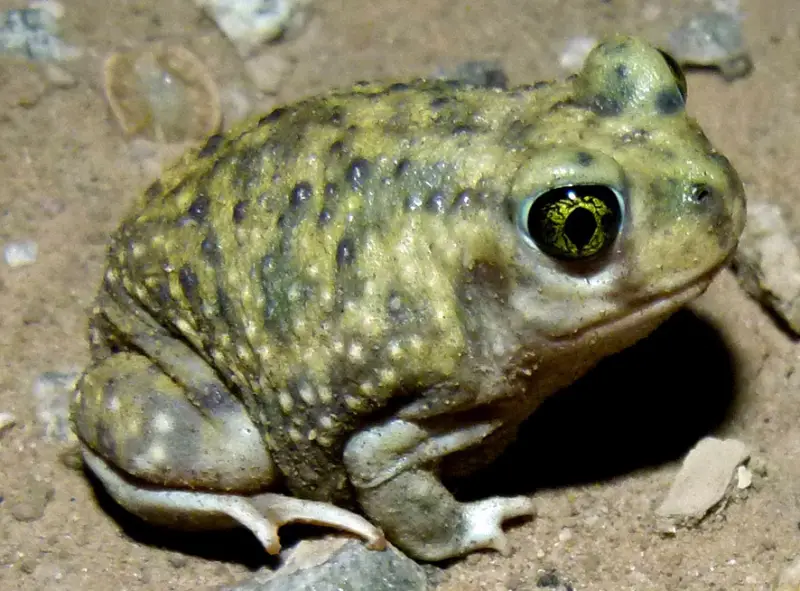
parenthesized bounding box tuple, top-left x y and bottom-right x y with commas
(774, 556, 800, 591)
(33, 370, 79, 442)
(736, 465, 753, 489)
(667, 10, 752, 80)
(43, 62, 76, 88)
(435, 60, 508, 89)
(10, 479, 55, 522)
(195, 0, 314, 57)
(0, 412, 16, 438)
(731, 200, 800, 335)
(656, 436, 750, 526)
(104, 43, 221, 143)
(0, 5, 80, 61)
(558, 36, 598, 71)
(4, 240, 38, 267)
(243, 51, 292, 94)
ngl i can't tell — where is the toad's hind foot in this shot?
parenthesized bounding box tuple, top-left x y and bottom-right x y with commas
(80, 447, 385, 555)
(461, 496, 536, 555)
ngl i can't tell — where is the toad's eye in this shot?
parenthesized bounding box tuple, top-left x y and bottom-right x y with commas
(520, 185, 623, 260)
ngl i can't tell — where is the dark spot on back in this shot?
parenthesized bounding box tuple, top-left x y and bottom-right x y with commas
(324, 182, 339, 199)
(201, 232, 220, 265)
(615, 64, 629, 79)
(452, 124, 475, 135)
(430, 96, 450, 109)
(395, 159, 411, 177)
(291, 181, 313, 207)
(588, 94, 623, 117)
(188, 194, 210, 222)
(232, 200, 248, 224)
(216, 285, 237, 327)
(145, 180, 163, 200)
(195, 383, 235, 412)
(346, 158, 370, 190)
(258, 106, 287, 126)
(153, 282, 172, 309)
(179, 265, 200, 304)
(198, 134, 224, 158)
(318, 209, 332, 225)
(655, 88, 684, 115)
(329, 139, 345, 157)
(426, 191, 446, 214)
(329, 106, 344, 126)
(576, 152, 593, 166)
(532, 81, 551, 90)
(451, 188, 475, 212)
(388, 82, 410, 92)
(336, 238, 356, 268)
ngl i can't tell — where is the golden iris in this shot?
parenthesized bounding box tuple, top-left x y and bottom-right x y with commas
(523, 185, 622, 260)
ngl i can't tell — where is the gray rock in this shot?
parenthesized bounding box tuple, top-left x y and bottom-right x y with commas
(731, 200, 800, 336)
(656, 437, 750, 528)
(218, 537, 430, 591)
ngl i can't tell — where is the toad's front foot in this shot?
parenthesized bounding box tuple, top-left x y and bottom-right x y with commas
(354, 468, 535, 561)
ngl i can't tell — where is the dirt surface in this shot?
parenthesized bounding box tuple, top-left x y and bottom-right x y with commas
(0, 1, 797, 589)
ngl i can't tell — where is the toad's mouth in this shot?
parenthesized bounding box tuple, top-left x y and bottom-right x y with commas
(548, 269, 719, 346)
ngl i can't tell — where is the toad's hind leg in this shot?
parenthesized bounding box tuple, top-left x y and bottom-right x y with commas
(71, 352, 384, 554)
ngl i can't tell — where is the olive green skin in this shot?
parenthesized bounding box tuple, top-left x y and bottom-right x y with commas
(71, 36, 745, 560)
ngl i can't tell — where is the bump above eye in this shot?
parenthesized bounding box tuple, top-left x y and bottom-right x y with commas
(520, 185, 623, 261)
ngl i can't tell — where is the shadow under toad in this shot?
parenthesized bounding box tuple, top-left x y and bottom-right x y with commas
(455, 307, 741, 499)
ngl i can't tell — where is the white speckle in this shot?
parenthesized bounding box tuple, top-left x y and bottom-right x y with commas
(344, 395, 364, 410)
(408, 335, 423, 352)
(377, 368, 397, 385)
(0, 412, 17, 438)
(307, 429, 317, 440)
(387, 339, 403, 359)
(307, 265, 319, 278)
(318, 415, 334, 429)
(3, 240, 38, 267)
(559, 36, 598, 71)
(152, 412, 174, 434)
(107, 396, 121, 412)
(175, 318, 193, 335)
(347, 342, 364, 362)
(364, 280, 376, 296)
(257, 344, 271, 361)
(236, 344, 253, 362)
(288, 427, 303, 443)
(245, 320, 258, 340)
(278, 391, 294, 413)
(321, 289, 333, 304)
(147, 443, 167, 464)
(359, 381, 375, 396)
(134, 285, 148, 301)
(293, 317, 307, 333)
(298, 383, 316, 405)
(131, 243, 146, 258)
(104, 269, 118, 283)
(332, 339, 344, 354)
(317, 386, 333, 404)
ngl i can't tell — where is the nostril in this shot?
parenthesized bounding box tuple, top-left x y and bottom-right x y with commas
(690, 184, 713, 204)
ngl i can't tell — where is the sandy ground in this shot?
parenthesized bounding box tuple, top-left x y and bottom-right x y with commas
(1, 0, 798, 589)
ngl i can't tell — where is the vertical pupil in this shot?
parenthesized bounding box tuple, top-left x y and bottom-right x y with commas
(564, 207, 597, 249)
